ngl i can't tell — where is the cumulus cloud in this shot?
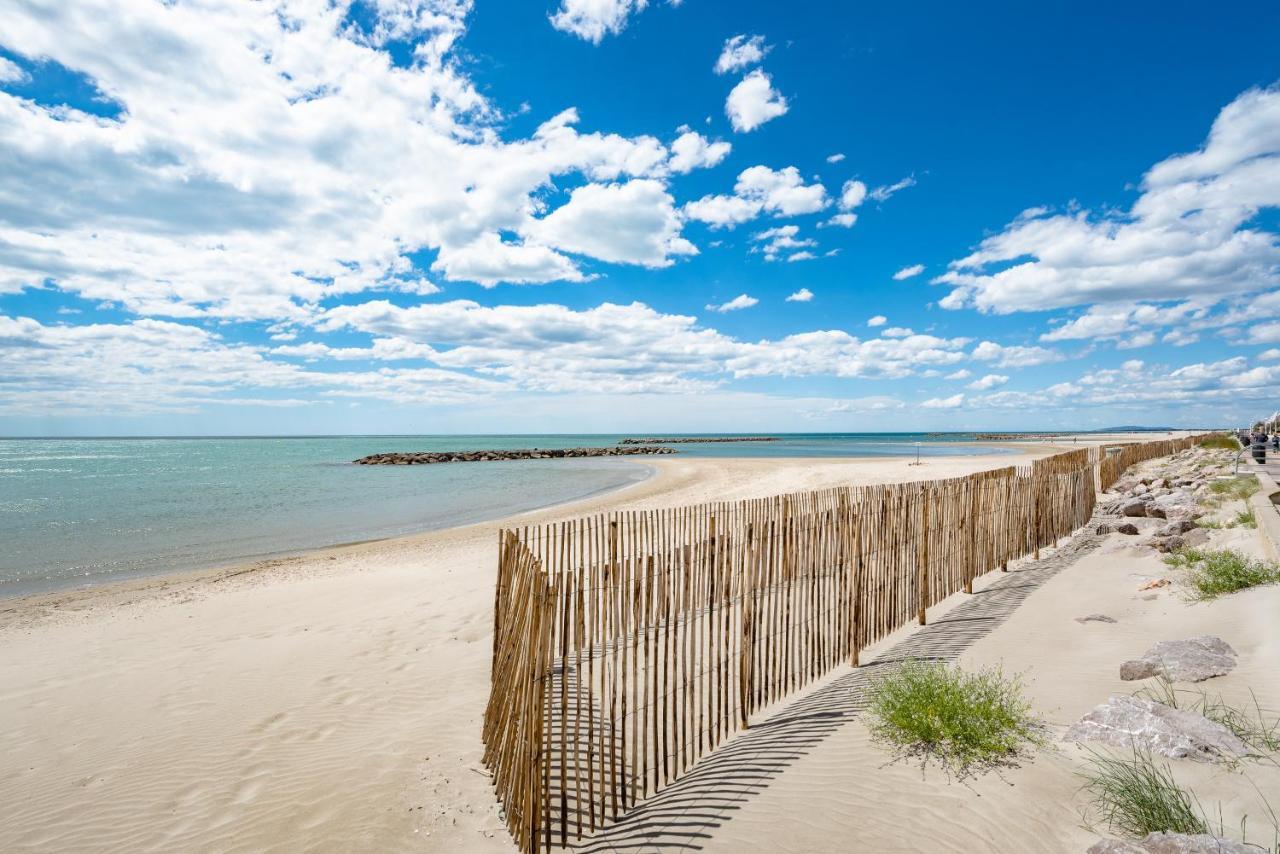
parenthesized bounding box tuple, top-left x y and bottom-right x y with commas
(893, 264, 925, 280)
(0, 0, 704, 319)
(668, 130, 731, 173)
(705, 294, 759, 313)
(524, 179, 696, 267)
(549, 0, 668, 43)
(971, 341, 1064, 367)
(725, 69, 788, 132)
(715, 34, 770, 75)
(752, 224, 815, 262)
(0, 313, 505, 415)
(683, 165, 827, 229)
(936, 86, 1280, 314)
(786, 288, 814, 302)
(921, 393, 964, 409)
(826, 153, 845, 164)
(965, 355, 1280, 417)
(968, 374, 1009, 390)
(945, 369, 971, 380)
(867, 315, 887, 327)
(0, 57, 28, 84)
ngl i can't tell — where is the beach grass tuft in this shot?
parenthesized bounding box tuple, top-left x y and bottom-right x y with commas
(864, 659, 1045, 776)
(1081, 750, 1208, 838)
(1199, 434, 1242, 451)
(1136, 678, 1280, 755)
(1164, 547, 1280, 600)
(1208, 475, 1260, 502)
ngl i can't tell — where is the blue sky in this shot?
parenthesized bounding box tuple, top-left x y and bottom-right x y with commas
(1, 0, 1279, 435)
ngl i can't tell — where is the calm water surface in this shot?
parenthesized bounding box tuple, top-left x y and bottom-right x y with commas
(0, 434, 1012, 597)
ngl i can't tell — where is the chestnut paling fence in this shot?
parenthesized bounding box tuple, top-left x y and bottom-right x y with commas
(483, 436, 1215, 852)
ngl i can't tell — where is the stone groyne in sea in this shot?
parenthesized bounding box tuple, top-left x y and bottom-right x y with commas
(354, 446, 676, 465)
(617, 436, 778, 445)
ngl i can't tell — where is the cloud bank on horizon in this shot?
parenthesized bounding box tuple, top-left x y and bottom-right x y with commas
(0, 0, 1278, 432)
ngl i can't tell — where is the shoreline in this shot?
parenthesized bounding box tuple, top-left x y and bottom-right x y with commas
(0, 450, 1040, 629)
(0, 433, 1183, 613)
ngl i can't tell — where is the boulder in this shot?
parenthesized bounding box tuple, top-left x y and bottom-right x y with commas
(1117, 523, 1140, 535)
(1182, 528, 1209, 547)
(1119, 636, 1237, 683)
(1089, 832, 1257, 853)
(1121, 501, 1148, 518)
(1064, 695, 1251, 762)
(1158, 520, 1197, 536)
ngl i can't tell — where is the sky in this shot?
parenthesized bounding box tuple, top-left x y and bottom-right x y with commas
(1, 0, 1279, 436)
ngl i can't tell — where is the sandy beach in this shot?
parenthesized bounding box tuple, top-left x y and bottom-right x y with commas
(0, 452, 1040, 853)
(4, 434, 1274, 854)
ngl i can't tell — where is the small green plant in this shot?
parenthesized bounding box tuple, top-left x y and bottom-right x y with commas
(1209, 476, 1260, 502)
(1200, 434, 1242, 451)
(1194, 518, 1227, 530)
(1081, 750, 1208, 838)
(1164, 547, 1280, 600)
(864, 659, 1045, 777)
(1235, 508, 1258, 529)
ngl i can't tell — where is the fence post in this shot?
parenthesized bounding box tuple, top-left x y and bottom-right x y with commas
(918, 486, 930, 626)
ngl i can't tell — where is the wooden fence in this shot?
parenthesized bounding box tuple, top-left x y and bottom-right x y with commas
(482, 437, 1212, 852)
(1097, 434, 1215, 492)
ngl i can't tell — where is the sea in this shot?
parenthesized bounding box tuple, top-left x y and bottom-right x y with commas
(0, 434, 1016, 598)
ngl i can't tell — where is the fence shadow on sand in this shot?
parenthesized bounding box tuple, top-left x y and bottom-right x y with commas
(567, 523, 1104, 853)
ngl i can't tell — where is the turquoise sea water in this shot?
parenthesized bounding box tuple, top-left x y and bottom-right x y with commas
(0, 434, 1013, 598)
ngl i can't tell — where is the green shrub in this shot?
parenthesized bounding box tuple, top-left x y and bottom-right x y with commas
(864, 659, 1045, 776)
(1081, 750, 1208, 838)
(1200, 434, 1242, 451)
(1164, 547, 1280, 600)
(1234, 508, 1258, 529)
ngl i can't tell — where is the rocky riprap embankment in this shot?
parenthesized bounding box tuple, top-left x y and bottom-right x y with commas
(617, 436, 779, 445)
(1094, 446, 1239, 553)
(354, 446, 677, 465)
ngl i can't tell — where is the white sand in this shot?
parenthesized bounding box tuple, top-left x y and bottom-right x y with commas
(3, 443, 1275, 853)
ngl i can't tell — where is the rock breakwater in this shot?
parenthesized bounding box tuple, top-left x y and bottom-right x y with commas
(353, 446, 676, 465)
(617, 436, 778, 445)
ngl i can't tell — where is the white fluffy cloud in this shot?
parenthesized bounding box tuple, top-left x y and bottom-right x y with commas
(0, 1, 705, 320)
(921, 393, 964, 409)
(786, 288, 814, 302)
(893, 264, 925, 280)
(524, 179, 696, 267)
(0, 313, 505, 414)
(967, 374, 1009, 390)
(752, 224, 815, 262)
(971, 341, 1064, 367)
(867, 315, 887, 327)
(0, 57, 28, 84)
(937, 86, 1280, 314)
(705, 294, 759, 313)
(715, 35, 770, 75)
(826, 153, 845, 164)
(668, 130, 731, 173)
(549, 0, 665, 43)
(736, 166, 828, 215)
(683, 165, 828, 229)
(725, 69, 788, 132)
